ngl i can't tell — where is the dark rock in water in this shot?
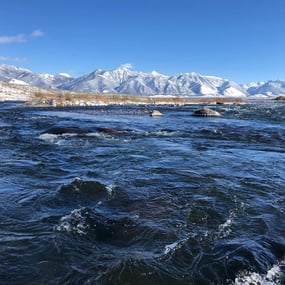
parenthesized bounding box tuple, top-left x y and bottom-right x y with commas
(192, 107, 222, 117)
(56, 207, 137, 243)
(44, 126, 120, 135)
(96, 127, 119, 134)
(274, 96, 285, 101)
(44, 126, 88, 135)
(56, 178, 109, 204)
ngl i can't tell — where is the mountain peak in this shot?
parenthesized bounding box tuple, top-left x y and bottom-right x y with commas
(149, 70, 167, 77)
(0, 64, 284, 98)
(0, 64, 32, 73)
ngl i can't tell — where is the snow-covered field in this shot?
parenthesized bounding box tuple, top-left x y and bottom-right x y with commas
(0, 81, 34, 101)
(0, 81, 54, 102)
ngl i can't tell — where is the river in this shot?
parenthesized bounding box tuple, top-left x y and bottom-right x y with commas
(1, 101, 285, 284)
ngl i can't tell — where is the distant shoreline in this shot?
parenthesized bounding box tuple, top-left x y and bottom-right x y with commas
(1, 85, 284, 106)
(28, 91, 250, 107)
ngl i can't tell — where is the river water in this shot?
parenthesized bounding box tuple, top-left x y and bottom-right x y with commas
(0, 101, 285, 284)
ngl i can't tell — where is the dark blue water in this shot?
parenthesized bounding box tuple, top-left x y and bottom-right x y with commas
(1, 102, 285, 284)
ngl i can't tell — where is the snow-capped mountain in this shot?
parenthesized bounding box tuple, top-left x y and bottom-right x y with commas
(245, 80, 285, 98)
(0, 64, 284, 97)
(60, 66, 247, 97)
(0, 65, 74, 89)
(59, 66, 138, 93)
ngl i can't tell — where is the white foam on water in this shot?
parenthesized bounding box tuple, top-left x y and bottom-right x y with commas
(38, 133, 59, 143)
(234, 263, 283, 285)
(217, 218, 233, 238)
(55, 208, 89, 235)
(164, 206, 242, 256)
(86, 132, 114, 139)
(38, 133, 80, 145)
(216, 202, 246, 239)
(106, 184, 115, 196)
(164, 241, 180, 255)
(144, 130, 177, 137)
(164, 236, 189, 255)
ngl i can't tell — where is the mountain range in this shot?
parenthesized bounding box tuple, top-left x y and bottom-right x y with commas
(0, 64, 284, 98)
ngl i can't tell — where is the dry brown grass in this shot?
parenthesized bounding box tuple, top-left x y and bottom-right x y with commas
(32, 90, 247, 107)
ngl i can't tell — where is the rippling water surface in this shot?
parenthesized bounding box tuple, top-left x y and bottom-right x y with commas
(1, 101, 285, 284)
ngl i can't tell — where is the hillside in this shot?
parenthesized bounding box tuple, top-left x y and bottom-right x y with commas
(1, 64, 285, 99)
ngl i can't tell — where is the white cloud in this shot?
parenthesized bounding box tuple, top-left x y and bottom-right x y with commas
(0, 56, 26, 62)
(0, 33, 26, 44)
(0, 30, 44, 45)
(31, 29, 44, 38)
(119, 63, 134, 69)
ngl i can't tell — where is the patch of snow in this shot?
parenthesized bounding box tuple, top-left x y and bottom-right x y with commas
(9, 78, 29, 85)
(39, 73, 55, 80)
(222, 86, 246, 97)
(200, 85, 217, 95)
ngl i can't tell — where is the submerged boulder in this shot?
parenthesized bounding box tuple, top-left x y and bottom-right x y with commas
(192, 107, 222, 117)
(44, 126, 120, 135)
(274, 96, 285, 101)
(96, 127, 119, 134)
(44, 126, 87, 135)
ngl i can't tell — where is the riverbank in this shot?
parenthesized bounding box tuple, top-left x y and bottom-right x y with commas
(2, 80, 284, 107)
(30, 91, 248, 107)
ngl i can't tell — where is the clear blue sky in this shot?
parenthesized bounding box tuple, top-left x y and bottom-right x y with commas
(0, 0, 284, 83)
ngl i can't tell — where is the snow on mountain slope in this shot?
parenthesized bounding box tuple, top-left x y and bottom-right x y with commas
(0, 65, 74, 89)
(218, 81, 246, 97)
(246, 80, 285, 97)
(59, 69, 117, 93)
(9, 78, 29, 85)
(116, 70, 169, 95)
(0, 64, 284, 97)
(0, 65, 33, 83)
(66, 68, 246, 96)
(169, 73, 217, 95)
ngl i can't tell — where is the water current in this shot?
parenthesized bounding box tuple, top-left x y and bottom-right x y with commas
(0, 101, 285, 284)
